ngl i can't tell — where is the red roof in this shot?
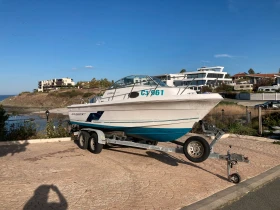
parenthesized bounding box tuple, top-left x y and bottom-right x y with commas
(246, 73, 280, 78)
(232, 73, 280, 78)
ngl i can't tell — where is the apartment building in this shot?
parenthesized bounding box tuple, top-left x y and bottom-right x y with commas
(38, 77, 75, 92)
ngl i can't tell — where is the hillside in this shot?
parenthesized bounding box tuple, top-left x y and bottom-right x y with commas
(0, 88, 102, 109)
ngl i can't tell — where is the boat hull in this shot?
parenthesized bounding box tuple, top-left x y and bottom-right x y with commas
(68, 98, 221, 142)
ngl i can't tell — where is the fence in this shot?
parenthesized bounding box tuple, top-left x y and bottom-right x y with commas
(201, 106, 280, 137)
(237, 92, 280, 100)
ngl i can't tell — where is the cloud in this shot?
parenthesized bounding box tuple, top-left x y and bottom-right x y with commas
(85, 65, 93, 68)
(214, 54, 234, 58)
(96, 41, 105, 46)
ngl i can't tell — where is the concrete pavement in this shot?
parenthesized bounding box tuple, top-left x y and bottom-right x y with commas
(0, 135, 279, 210)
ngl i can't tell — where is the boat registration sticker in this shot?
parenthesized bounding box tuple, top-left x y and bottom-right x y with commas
(140, 90, 164, 96)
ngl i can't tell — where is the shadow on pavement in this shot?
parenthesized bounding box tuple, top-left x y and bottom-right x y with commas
(147, 151, 228, 181)
(0, 142, 29, 157)
(23, 184, 68, 210)
(107, 148, 228, 182)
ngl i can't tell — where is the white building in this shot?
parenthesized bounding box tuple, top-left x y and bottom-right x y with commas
(154, 66, 233, 92)
(38, 77, 75, 92)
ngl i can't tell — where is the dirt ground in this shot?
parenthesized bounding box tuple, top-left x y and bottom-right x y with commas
(0, 135, 279, 210)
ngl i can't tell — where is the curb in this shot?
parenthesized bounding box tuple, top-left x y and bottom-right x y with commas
(188, 133, 276, 143)
(181, 165, 280, 210)
(228, 134, 277, 142)
(0, 137, 72, 146)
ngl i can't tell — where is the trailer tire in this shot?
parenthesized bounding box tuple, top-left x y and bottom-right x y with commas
(78, 131, 90, 150)
(88, 133, 103, 154)
(183, 136, 210, 163)
(229, 173, 241, 184)
(146, 140, 158, 146)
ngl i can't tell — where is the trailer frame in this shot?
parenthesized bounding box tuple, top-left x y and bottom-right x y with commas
(71, 120, 249, 184)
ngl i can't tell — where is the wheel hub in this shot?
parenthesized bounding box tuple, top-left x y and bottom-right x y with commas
(187, 141, 204, 158)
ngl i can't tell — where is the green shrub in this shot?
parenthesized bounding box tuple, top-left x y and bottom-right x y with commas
(83, 92, 93, 98)
(218, 101, 237, 106)
(5, 121, 37, 141)
(46, 120, 69, 138)
(18, 91, 31, 96)
(262, 112, 280, 126)
(215, 84, 234, 92)
(228, 122, 258, 136)
(201, 86, 212, 93)
(0, 105, 9, 140)
(58, 90, 83, 98)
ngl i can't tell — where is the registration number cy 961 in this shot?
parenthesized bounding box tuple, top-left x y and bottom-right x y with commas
(140, 90, 164, 96)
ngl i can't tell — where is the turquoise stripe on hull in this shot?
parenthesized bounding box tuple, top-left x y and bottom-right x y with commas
(125, 127, 191, 142)
(70, 121, 191, 142)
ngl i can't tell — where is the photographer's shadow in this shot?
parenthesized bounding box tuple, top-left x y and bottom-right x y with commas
(23, 184, 68, 210)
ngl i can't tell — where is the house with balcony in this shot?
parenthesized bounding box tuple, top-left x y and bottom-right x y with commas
(38, 77, 75, 92)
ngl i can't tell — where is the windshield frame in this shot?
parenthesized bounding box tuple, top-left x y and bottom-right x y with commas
(108, 75, 168, 90)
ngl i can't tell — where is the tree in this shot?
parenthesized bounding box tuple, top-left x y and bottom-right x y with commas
(248, 68, 255, 74)
(225, 74, 231, 78)
(215, 84, 234, 92)
(0, 105, 9, 140)
(253, 78, 274, 91)
(201, 86, 212, 93)
(180, 69, 186, 73)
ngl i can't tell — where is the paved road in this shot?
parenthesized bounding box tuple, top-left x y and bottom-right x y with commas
(218, 177, 280, 210)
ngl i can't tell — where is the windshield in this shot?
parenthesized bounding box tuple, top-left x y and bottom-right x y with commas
(151, 76, 168, 87)
(109, 75, 167, 89)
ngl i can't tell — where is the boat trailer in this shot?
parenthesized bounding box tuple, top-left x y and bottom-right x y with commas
(71, 120, 249, 184)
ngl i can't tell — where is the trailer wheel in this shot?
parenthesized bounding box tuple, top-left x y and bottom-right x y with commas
(88, 133, 103, 154)
(229, 173, 241, 184)
(146, 140, 158, 146)
(183, 136, 210, 163)
(78, 131, 90, 150)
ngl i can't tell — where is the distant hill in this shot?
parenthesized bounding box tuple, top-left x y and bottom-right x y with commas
(0, 88, 102, 109)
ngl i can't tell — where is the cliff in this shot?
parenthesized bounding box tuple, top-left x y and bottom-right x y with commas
(0, 88, 101, 109)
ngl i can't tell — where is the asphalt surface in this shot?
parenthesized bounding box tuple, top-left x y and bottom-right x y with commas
(182, 165, 280, 210)
(218, 177, 280, 210)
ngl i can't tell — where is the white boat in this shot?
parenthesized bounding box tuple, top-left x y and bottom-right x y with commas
(68, 75, 223, 142)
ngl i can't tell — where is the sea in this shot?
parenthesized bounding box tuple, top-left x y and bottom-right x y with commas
(0, 95, 15, 102)
(1, 95, 68, 132)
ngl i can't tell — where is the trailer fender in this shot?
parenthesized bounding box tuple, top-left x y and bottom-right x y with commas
(80, 128, 106, 145)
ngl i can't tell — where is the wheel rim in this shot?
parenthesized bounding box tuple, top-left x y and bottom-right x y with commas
(231, 175, 239, 183)
(79, 135, 85, 147)
(187, 141, 204, 158)
(89, 137, 95, 150)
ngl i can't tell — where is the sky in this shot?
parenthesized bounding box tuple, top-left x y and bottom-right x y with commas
(0, 0, 280, 94)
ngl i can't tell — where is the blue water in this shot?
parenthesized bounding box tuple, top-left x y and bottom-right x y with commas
(6, 115, 47, 131)
(0, 95, 15, 102)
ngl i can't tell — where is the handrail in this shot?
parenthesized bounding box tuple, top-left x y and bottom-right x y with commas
(180, 78, 195, 95)
(128, 83, 136, 99)
(98, 86, 159, 102)
(111, 88, 117, 101)
(148, 84, 159, 97)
